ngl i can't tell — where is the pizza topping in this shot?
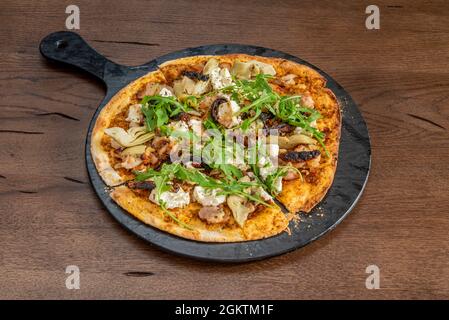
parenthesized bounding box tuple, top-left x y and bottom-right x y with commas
(159, 87, 174, 97)
(242, 173, 273, 201)
(210, 97, 241, 128)
(134, 162, 271, 227)
(137, 83, 174, 99)
(182, 70, 209, 82)
(283, 169, 300, 181)
(149, 187, 190, 209)
(198, 206, 227, 224)
(184, 161, 202, 169)
(120, 154, 143, 170)
(269, 122, 296, 135)
(193, 186, 226, 206)
(263, 166, 302, 194)
(258, 156, 276, 180)
(103, 57, 334, 231)
(254, 148, 284, 195)
(280, 150, 321, 162)
(277, 134, 316, 149)
(149, 136, 172, 165)
(281, 74, 297, 85)
(230, 60, 276, 80)
(142, 148, 161, 167)
(202, 58, 233, 90)
(121, 144, 146, 156)
(137, 83, 160, 99)
(188, 118, 203, 136)
(125, 104, 144, 126)
(140, 95, 191, 132)
(104, 126, 155, 147)
(301, 94, 315, 108)
(168, 120, 189, 135)
(127, 180, 156, 191)
(110, 138, 122, 150)
(173, 76, 209, 98)
(203, 58, 220, 74)
(226, 195, 256, 227)
(210, 97, 227, 121)
(209, 67, 233, 90)
(259, 187, 273, 201)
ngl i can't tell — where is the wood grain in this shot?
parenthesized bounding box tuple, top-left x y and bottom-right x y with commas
(0, 0, 448, 299)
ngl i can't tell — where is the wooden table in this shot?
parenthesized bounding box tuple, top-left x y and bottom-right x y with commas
(1, 0, 448, 299)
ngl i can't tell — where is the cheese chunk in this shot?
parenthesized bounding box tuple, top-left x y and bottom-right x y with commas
(207, 66, 233, 90)
(193, 186, 226, 206)
(150, 188, 190, 209)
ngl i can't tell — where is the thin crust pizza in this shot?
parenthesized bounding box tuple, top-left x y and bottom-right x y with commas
(91, 54, 340, 242)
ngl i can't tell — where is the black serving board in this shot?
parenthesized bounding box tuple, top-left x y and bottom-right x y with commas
(39, 31, 371, 262)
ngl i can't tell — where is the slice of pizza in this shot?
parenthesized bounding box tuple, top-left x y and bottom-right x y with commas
(91, 54, 340, 242)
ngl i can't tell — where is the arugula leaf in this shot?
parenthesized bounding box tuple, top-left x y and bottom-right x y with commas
(219, 75, 330, 156)
(154, 107, 169, 127)
(184, 95, 199, 109)
(216, 164, 243, 180)
(223, 74, 274, 102)
(203, 116, 220, 131)
(140, 95, 191, 132)
(264, 165, 302, 196)
(134, 163, 194, 229)
(135, 163, 272, 209)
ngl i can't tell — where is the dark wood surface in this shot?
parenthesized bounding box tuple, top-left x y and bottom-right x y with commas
(1, 0, 448, 299)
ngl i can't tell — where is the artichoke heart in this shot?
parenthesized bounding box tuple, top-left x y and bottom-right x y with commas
(203, 58, 220, 74)
(231, 60, 276, 79)
(104, 126, 154, 148)
(121, 144, 146, 156)
(173, 76, 210, 98)
(277, 134, 316, 149)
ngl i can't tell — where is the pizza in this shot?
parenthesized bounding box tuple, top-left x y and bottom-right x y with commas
(91, 54, 341, 242)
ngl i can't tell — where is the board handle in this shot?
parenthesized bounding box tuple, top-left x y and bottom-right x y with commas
(39, 31, 118, 83)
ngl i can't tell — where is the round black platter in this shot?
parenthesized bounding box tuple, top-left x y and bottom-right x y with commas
(40, 31, 371, 262)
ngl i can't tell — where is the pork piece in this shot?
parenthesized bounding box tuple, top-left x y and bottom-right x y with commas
(151, 136, 172, 158)
(198, 206, 227, 224)
(283, 170, 300, 181)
